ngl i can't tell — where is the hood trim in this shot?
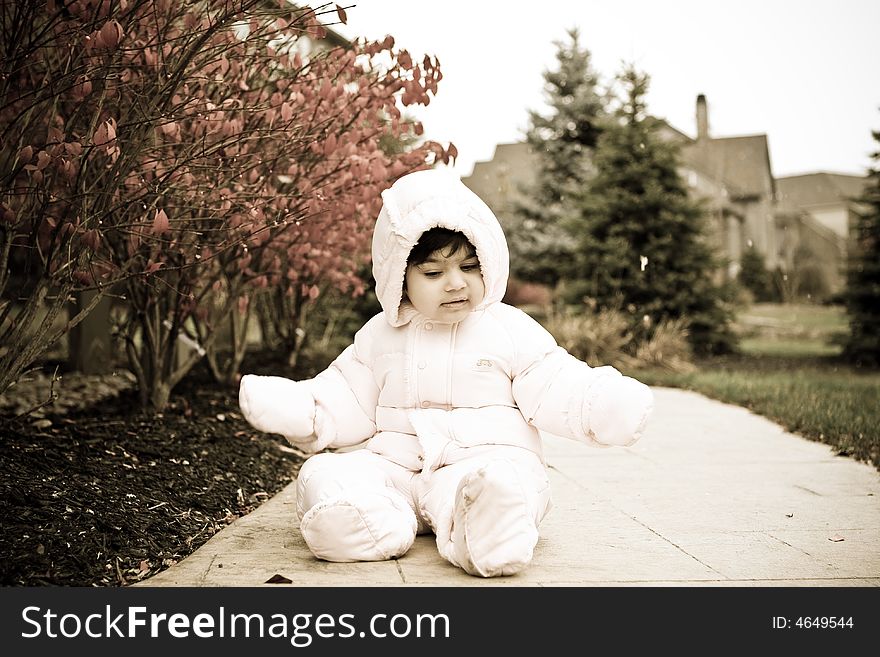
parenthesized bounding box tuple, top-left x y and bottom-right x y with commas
(371, 170, 509, 327)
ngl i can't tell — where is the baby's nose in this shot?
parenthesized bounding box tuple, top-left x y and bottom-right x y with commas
(446, 270, 466, 290)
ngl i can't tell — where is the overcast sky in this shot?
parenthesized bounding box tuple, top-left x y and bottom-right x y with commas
(329, 0, 880, 179)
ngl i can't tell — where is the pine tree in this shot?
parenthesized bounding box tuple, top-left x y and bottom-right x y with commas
(569, 66, 736, 355)
(738, 244, 777, 302)
(842, 125, 880, 366)
(510, 28, 606, 286)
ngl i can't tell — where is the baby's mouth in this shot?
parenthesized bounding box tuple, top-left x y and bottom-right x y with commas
(441, 298, 468, 307)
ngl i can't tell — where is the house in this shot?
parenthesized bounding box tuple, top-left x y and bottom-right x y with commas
(463, 94, 868, 298)
(774, 172, 867, 294)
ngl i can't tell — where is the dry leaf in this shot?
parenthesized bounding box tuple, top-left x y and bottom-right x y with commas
(265, 574, 292, 584)
(151, 208, 170, 235)
(828, 534, 845, 542)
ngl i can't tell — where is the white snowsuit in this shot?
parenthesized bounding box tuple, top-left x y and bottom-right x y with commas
(239, 169, 654, 577)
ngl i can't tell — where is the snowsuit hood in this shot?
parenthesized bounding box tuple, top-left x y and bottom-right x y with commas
(371, 168, 510, 327)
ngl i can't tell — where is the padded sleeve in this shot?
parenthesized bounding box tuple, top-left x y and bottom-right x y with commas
(302, 320, 380, 451)
(509, 310, 653, 447)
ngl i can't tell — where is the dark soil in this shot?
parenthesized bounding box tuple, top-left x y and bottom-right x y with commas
(0, 351, 320, 587)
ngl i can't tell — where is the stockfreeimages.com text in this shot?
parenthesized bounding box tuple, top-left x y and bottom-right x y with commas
(21, 605, 450, 646)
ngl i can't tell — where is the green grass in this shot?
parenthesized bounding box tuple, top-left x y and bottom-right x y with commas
(632, 304, 880, 471)
(738, 302, 848, 333)
(734, 302, 848, 357)
(737, 336, 844, 357)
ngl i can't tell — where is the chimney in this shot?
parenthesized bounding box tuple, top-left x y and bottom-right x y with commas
(696, 94, 709, 141)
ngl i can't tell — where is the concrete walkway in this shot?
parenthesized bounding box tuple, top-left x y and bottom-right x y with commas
(138, 387, 880, 587)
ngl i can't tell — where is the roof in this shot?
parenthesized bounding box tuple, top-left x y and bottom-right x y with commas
(491, 142, 535, 158)
(775, 172, 868, 208)
(465, 142, 538, 187)
(653, 118, 693, 144)
(681, 135, 774, 199)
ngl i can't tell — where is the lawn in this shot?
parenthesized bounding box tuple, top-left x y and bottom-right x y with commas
(735, 302, 848, 357)
(633, 304, 880, 470)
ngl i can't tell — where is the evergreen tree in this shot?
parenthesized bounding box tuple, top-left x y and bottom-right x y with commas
(510, 28, 606, 286)
(842, 125, 880, 366)
(738, 244, 777, 302)
(569, 66, 736, 355)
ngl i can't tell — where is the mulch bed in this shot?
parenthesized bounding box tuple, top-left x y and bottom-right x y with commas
(0, 352, 318, 587)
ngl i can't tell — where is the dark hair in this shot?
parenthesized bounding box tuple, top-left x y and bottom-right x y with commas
(406, 228, 476, 267)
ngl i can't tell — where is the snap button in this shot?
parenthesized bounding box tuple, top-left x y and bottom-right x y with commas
(418, 361, 426, 369)
(424, 322, 433, 330)
(421, 401, 430, 408)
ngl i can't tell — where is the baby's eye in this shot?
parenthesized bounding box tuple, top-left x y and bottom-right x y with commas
(461, 264, 480, 272)
(422, 271, 441, 278)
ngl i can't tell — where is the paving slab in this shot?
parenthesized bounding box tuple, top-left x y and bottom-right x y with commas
(138, 387, 880, 587)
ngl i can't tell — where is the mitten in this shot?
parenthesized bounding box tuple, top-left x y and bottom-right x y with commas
(239, 374, 317, 445)
(585, 372, 653, 447)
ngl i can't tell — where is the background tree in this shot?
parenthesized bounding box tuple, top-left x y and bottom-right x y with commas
(0, 0, 450, 409)
(510, 28, 605, 287)
(1, 0, 150, 398)
(258, 113, 432, 371)
(738, 244, 777, 302)
(252, 103, 448, 371)
(568, 66, 736, 355)
(842, 123, 880, 366)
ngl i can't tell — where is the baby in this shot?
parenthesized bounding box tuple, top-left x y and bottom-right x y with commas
(239, 168, 653, 577)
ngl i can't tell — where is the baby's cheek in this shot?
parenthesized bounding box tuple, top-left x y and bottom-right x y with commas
(474, 276, 486, 300)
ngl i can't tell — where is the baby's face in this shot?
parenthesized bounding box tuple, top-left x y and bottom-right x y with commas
(404, 246, 485, 322)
